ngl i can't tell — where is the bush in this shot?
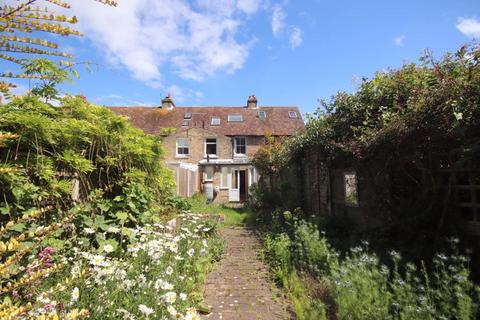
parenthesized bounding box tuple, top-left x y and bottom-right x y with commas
(263, 233, 292, 280)
(0, 95, 219, 319)
(260, 216, 480, 320)
(293, 219, 338, 277)
(332, 246, 391, 320)
(389, 248, 479, 320)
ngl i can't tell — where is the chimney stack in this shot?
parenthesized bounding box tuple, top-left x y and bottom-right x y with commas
(246, 94, 257, 109)
(160, 93, 175, 110)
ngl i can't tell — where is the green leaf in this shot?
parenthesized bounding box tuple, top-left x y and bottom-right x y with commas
(98, 238, 118, 252)
(128, 213, 137, 223)
(43, 238, 64, 250)
(121, 227, 134, 239)
(116, 211, 128, 221)
(7, 223, 26, 232)
(197, 303, 210, 314)
(97, 201, 111, 213)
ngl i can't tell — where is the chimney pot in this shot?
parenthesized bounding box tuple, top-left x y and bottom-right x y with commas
(160, 94, 175, 110)
(246, 94, 258, 109)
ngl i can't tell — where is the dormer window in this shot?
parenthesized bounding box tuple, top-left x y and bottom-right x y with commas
(184, 112, 192, 119)
(289, 111, 298, 118)
(211, 117, 221, 126)
(228, 114, 243, 122)
(258, 111, 266, 120)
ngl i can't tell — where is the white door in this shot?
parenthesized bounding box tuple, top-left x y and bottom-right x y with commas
(228, 168, 240, 202)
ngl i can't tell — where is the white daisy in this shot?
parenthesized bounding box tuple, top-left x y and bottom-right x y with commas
(103, 244, 114, 253)
(166, 266, 174, 275)
(164, 292, 176, 304)
(71, 287, 79, 302)
(138, 304, 154, 317)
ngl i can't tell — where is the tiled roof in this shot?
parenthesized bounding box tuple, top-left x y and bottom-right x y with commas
(108, 106, 304, 136)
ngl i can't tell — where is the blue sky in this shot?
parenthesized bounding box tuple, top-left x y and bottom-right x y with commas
(4, 0, 480, 115)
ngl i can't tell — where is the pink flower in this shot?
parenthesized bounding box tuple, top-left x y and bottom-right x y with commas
(39, 247, 55, 267)
(39, 247, 55, 259)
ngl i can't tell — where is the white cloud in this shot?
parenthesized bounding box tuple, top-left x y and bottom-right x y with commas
(289, 26, 303, 48)
(237, 0, 261, 15)
(69, 0, 260, 87)
(394, 35, 405, 47)
(456, 17, 480, 38)
(270, 3, 303, 49)
(271, 4, 286, 36)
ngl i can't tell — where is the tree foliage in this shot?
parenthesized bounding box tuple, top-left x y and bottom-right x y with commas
(290, 44, 480, 164)
(254, 44, 480, 254)
(0, 94, 175, 224)
(0, 0, 117, 94)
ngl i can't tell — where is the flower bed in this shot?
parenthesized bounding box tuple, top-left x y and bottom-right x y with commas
(0, 212, 223, 319)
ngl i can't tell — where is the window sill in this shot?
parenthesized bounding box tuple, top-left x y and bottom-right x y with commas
(175, 155, 190, 159)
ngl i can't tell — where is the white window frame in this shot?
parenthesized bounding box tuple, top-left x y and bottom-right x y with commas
(176, 138, 189, 157)
(289, 111, 298, 118)
(234, 136, 247, 156)
(211, 117, 221, 126)
(204, 138, 218, 157)
(258, 111, 266, 119)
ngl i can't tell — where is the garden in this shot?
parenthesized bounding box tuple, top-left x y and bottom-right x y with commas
(258, 209, 479, 320)
(250, 44, 480, 320)
(0, 94, 224, 319)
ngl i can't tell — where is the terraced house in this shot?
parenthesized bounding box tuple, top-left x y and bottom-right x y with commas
(110, 95, 304, 203)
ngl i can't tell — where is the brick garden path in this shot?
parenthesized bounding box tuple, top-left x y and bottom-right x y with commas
(204, 227, 290, 320)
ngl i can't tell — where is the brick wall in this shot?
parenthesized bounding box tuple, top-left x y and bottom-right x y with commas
(163, 128, 264, 163)
(163, 128, 233, 163)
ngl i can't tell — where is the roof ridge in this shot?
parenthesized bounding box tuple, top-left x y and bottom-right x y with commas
(108, 105, 300, 109)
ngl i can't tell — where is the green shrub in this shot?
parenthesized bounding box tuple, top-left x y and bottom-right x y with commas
(164, 195, 193, 212)
(389, 248, 479, 320)
(263, 233, 292, 280)
(0, 95, 175, 220)
(293, 219, 338, 277)
(285, 273, 328, 320)
(332, 246, 391, 320)
(261, 214, 480, 320)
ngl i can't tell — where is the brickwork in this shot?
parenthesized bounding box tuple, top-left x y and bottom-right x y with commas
(163, 128, 233, 163)
(162, 128, 264, 203)
(204, 228, 290, 320)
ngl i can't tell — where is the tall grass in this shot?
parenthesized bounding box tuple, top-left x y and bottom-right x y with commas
(261, 214, 480, 320)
